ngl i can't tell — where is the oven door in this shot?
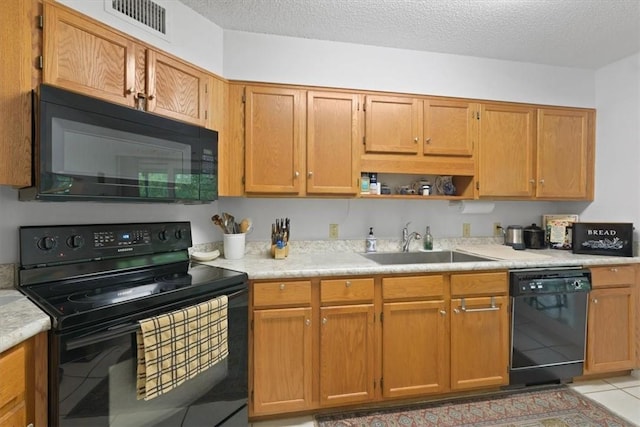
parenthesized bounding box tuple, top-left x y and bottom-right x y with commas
(49, 288, 247, 427)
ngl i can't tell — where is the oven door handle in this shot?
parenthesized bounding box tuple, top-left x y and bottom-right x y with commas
(66, 323, 140, 350)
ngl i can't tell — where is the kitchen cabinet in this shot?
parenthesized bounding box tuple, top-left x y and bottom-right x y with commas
(449, 272, 509, 390)
(585, 265, 637, 374)
(0, 332, 47, 427)
(319, 278, 375, 407)
(477, 103, 536, 197)
(243, 86, 360, 195)
(477, 104, 594, 199)
(43, 1, 210, 127)
(361, 95, 477, 182)
(381, 275, 448, 398)
(0, 0, 36, 187)
(251, 280, 313, 416)
(536, 108, 593, 199)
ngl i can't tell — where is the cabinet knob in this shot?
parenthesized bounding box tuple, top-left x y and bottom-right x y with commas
(126, 87, 134, 94)
(345, 280, 351, 287)
(529, 179, 535, 184)
(453, 308, 460, 314)
(148, 93, 155, 100)
(322, 317, 327, 325)
(294, 171, 300, 178)
(539, 179, 545, 185)
(592, 298, 598, 304)
(279, 283, 285, 290)
(307, 171, 313, 178)
(425, 138, 432, 144)
(305, 319, 311, 326)
(413, 137, 419, 143)
(439, 310, 446, 316)
(610, 267, 618, 272)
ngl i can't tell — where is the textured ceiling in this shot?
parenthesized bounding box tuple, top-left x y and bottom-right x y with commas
(176, 0, 640, 69)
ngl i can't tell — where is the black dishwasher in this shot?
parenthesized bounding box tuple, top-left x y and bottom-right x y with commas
(509, 268, 591, 387)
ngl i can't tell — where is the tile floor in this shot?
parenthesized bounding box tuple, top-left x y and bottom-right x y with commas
(252, 371, 640, 426)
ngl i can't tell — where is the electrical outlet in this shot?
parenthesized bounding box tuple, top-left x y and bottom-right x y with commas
(462, 223, 471, 237)
(329, 224, 339, 239)
(494, 222, 502, 236)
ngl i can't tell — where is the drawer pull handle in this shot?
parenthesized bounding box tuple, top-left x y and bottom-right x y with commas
(460, 297, 499, 313)
(279, 283, 285, 290)
(345, 281, 351, 288)
(610, 268, 618, 272)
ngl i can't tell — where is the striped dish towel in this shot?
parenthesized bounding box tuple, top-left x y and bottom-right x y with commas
(136, 295, 229, 400)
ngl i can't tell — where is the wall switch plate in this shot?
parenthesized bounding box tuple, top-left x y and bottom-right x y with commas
(493, 222, 502, 236)
(462, 223, 471, 237)
(329, 223, 339, 239)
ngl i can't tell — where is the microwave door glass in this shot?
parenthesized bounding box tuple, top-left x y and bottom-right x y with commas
(49, 118, 195, 200)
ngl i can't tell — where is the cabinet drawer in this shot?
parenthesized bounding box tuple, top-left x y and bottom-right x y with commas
(0, 343, 25, 413)
(320, 278, 374, 303)
(590, 265, 635, 288)
(382, 275, 444, 300)
(253, 280, 312, 307)
(451, 272, 507, 297)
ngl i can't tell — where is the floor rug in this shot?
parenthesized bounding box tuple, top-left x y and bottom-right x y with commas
(315, 387, 635, 426)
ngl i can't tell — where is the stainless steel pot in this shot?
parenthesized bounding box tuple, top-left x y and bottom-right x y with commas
(524, 223, 546, 249)
(504, 225, 525, 250)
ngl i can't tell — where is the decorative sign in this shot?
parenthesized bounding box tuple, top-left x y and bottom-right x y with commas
(572, 222, 634, 257)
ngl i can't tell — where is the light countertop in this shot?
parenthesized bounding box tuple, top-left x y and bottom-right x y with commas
(0, 290, 51, 353)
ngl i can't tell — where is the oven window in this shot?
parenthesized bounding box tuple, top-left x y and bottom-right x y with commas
(55, 293, 248, 427)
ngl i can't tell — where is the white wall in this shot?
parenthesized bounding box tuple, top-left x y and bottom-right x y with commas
(5, 4, 637, 265)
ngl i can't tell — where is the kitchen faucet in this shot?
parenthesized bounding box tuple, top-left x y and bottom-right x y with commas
(401, 222, 422, 252)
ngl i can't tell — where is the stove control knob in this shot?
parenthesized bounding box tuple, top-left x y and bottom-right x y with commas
(66, 235, 84, 249)
(175, 228, 187, 240)
(158, 230, 169, 241)
(37, 236, 57, 251)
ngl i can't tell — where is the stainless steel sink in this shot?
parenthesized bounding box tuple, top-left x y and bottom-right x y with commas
(360, 250, 494, 265)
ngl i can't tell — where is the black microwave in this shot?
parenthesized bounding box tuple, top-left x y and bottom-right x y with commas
(20, 84, 217, 203)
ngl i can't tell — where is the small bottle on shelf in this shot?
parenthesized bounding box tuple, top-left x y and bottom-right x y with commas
(423, 226, 433, 250)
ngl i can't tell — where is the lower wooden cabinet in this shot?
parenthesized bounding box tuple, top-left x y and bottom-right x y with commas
(450, 295, 509, 390)
(585, 265, 637, 374)
(319, 304, 375, 406)
(0, 332, 47, 427)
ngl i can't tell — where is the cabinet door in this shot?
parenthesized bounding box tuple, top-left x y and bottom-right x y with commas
(423, 99, 477, 157)
(0, 0, 32, 186)
(43, 2, 135, 106)
(307, 91, 360, 195)
(245, 86, 304, 194)
(536, 108, 592, 199)
(450, 296, 509, 390)
(146, 50, 209, 126)
(586, 287, 636, 374)
(252, 307, 313, 415)
(320, 304, 375, 406)
(364, 95, 420, 154)
(382, 300, 448, 398)
(477, 104, 536, 197)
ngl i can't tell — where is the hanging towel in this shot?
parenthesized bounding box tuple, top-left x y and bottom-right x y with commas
(136, 295, 229, 400)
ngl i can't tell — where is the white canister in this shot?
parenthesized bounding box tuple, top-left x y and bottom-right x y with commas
(223, 233, 246, 259)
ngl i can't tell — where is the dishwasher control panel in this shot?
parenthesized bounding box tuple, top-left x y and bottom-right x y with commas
(510, 268, 591, 296)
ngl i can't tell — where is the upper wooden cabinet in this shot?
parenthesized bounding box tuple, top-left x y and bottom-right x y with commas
(364, 95, 420, 154)
(43, 2, 210, 127)
(243, 86, 360, 196)
(423, 99, 477, 157)
(536, 108, 593, 199)
(477, 104, 594, 200)
(477, 103, 536, 197)
(0, 0, 36, 187)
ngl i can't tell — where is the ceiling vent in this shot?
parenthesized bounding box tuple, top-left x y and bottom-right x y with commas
(106, 0, 169, 38)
